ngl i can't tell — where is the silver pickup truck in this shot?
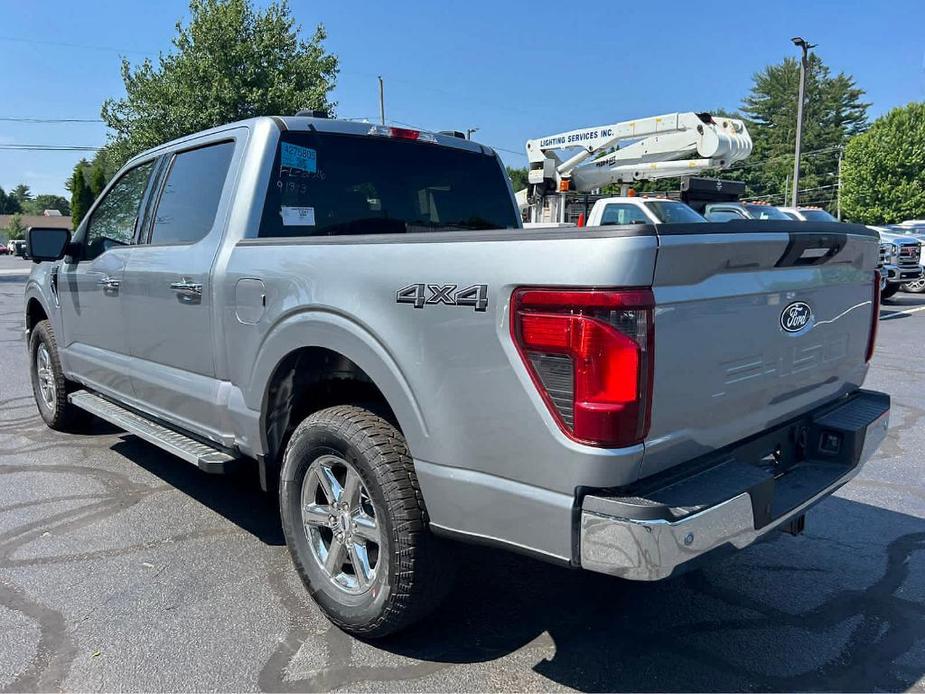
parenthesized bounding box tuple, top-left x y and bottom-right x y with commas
(24, 115, 890, 637)
(875, 228, 923, 298)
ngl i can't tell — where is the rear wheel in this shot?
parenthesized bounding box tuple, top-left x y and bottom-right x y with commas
(881, 284, 900, 300)
(29, 320, 87, 431)
(902, 279, 925, 293)
(279, 405, 451, 637)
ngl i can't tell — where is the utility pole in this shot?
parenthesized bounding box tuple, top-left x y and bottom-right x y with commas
(836, 147, 843, 221)
(378, 76, 385, 125)
(466, 128, 479, 140)
(790, 36, 816, 208)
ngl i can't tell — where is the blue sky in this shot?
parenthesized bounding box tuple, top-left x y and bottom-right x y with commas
(1, 0, 923, 198)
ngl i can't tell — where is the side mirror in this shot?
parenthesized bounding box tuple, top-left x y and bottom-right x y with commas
(26, 227, 72, 263)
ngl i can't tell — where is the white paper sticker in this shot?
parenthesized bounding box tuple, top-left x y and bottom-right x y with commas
(281, 206, 315, 226)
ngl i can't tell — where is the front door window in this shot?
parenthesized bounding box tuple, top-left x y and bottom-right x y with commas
(83, 161, 155, 260)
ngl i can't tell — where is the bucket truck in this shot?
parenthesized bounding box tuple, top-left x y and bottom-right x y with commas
(519, 112, 753, 224)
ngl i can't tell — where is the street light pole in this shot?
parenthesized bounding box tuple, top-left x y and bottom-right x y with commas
(836, 147, 843, 221)
(466, 128, 479, 140)
(790, 36, 816, 208)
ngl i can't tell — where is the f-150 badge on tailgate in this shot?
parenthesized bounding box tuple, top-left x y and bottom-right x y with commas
(780, 301, 813, 333)
(396, 284, 488, 311)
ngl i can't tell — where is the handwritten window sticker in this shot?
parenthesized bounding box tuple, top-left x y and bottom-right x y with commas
(280, 143, 317, 173)
(281, 206, 315, 226)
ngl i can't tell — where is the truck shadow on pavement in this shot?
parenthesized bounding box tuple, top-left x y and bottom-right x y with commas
(377, 508, 925, 693)
(879, 292, 925, 320)
(109, 438, 285, 546)
(110, 436, 925, 692)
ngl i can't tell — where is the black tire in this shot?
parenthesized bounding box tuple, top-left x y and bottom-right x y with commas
(279, 405, 451, 638)
(29, 320, 87, 431)
(881, 284, 900, 300)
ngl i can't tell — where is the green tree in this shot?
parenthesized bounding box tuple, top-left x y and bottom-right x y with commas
(101, 0, 338, 166)
(89, 166, 108, 199)
(22, 194, 71, 216)
(841, 102, 925, 224)
(7, 214, 25, 240)
(69, 166, 95, 227)
(11, 184, 32, 204)
(506, 166, 527, 191)
(732, 55, 868, 209)
(0, 186, 21, 214)
(65, 159, 89, 194)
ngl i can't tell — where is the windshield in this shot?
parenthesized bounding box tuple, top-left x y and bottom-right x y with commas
(799, 209, 838, 222)
(643, 200, 706, 223)
(744, 204, 790, 220)
(259, 131, 519, 237)
(888, 225, 925, 235)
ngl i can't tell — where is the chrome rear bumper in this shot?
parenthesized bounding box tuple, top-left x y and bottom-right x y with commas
(580, 390, 890, 581)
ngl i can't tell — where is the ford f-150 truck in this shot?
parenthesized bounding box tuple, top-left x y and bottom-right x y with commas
(24, 115, 889, 637)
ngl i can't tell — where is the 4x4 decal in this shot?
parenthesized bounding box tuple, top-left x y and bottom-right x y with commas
(396, 284, 488, 312)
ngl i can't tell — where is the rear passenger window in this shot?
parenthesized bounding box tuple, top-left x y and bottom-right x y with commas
(149, 141, 234, 245)
(705, 210, 743, 222)
(600, 204, 649, 225)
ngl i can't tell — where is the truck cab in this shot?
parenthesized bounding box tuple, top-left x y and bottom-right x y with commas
(586, 196, 706, 225)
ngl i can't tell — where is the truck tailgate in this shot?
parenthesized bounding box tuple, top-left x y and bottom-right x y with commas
(642, 222, 879, 479)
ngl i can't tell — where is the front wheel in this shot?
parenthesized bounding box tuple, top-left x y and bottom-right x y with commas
(29, 320, 88, 431)
(902, 279, 925, 294)
(279, 405, 452, 637)
(881, 284, 900, 300)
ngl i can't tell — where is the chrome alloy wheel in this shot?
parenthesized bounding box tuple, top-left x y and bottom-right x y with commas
(36, 343, 56, 411)
(301, 455, 381, 594)
(904, 278, 925, 292)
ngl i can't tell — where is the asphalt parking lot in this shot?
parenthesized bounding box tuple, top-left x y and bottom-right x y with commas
(1, 254, 923, 693)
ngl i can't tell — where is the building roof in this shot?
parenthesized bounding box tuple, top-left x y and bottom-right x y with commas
(0, 214, 72, 230)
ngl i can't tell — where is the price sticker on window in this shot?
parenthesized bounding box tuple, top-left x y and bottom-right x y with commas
(280, 143, 317, 173)
(280, 206, 316, 226)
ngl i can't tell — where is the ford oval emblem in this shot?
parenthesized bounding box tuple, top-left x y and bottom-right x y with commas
(780, 301, 813, 333)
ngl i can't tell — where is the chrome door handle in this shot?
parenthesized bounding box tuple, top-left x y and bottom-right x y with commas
(169, 280, 202, 296)
(96, 276, 120, 290)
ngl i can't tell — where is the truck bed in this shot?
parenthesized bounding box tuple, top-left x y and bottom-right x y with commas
(224, 219, 879, 562)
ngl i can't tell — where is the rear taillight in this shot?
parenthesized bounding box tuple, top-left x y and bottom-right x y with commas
(866, 270, 880, 363)
(511, 287, 654, 448)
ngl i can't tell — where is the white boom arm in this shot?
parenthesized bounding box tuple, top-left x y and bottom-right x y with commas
(522, 112, 752, 222)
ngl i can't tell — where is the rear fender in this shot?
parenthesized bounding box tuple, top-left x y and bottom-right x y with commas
(247, 309, 429, 457)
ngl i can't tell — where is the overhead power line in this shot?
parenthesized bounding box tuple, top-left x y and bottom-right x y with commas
(727, 146, 842, 171)
(0, 34, 155, 56)
(0, 117, 104, 123)
(0, 144, 101, 151)
(747, 183, 838, 201)
(487, 145, 527, 158)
